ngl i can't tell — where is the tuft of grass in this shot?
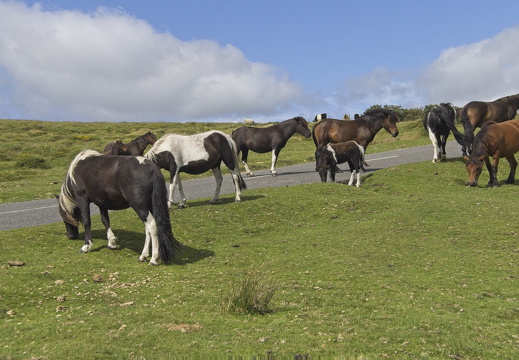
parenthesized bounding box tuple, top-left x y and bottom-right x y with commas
(221, 269, 277, 315)
(14, 154, 51, 169)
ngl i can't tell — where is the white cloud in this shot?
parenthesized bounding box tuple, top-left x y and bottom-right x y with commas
(0, 2, 303, 122)
(417, 25, 519, 107)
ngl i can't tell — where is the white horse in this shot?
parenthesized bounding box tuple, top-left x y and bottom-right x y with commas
(145, 130, 246, 209)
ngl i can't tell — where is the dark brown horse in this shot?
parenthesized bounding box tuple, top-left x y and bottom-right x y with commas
(232, 116, 311, 176)
(101, 140, 127, 155)
(461, 93, 519, 155)
(103, 131, 157, 156)
(312, 108, 399, 169)
(316, 141, 366, 186)
(465, 120, 519, 187)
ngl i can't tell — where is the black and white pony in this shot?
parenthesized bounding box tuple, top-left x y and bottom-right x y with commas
(145, 130, 246, 209)
(231, 116, 311, 176)
(57, 150, 181, 265)
(316, 141, 366, 186)
(423, 103, 466, 162)
(313, 113, 327, 122)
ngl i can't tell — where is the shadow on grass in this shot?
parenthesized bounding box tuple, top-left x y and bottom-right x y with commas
(170, 194, 265, 209)
(81, 229, 215, 265)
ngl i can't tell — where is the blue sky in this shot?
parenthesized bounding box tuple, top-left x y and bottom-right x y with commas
(1, 0, 519, 122)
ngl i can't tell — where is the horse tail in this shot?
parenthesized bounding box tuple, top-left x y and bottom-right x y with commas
(460, 107, 474, 154)
(151, 169, 181, 263)
(228, 137, 247, 191)
(440, 108, 467, 148)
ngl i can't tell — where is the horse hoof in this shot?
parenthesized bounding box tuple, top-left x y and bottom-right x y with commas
(247, 173, 254, 177)
(271, 172, 278, 177)
(177, 204, 186, 209)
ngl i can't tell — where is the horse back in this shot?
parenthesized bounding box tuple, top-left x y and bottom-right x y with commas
(495, 121, 519, 156)
(463, 100, 515, 128)
(313, 118, 364, 148)
(232, 125, 280, 153)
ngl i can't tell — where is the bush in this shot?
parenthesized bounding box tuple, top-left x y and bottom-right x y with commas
(14, 154, 51, 169)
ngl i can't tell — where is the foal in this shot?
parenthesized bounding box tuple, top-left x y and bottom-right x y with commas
(316, 141, 366, 187)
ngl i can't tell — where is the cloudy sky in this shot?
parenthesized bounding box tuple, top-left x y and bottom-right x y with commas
(1, 0, 519, 123)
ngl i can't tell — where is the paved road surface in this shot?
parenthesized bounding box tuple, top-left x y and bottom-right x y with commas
(0, 141, 462, 231)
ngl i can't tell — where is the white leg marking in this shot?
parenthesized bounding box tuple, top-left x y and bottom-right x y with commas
(348, 170, 356, 186)
(143, 214, 159, 265)
(356, 171, 361, 187)
(106, 227, 118, 249)
(270, 150, 277, 176)
(139, 228, 151, 262)
(81, 240, 93, 253)
(427, 127, 439, 163)
(231, 173, 242, 202)
(242, 160, 254, 177)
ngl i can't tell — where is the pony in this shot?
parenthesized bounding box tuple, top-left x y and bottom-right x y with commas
(312, 108, 399, 169)
(423, 103, 466, 162)
(465, 120, 519, 187)
(316, 141, 366, 186)
(101, 140, 127, 155)
(57, 150, 181, 265)
(313, 113, 327, 122)
(231, 116, 311, 176)
(145, 130, 247, 209)
(103, 131, 158, 156)
(460, 93, 519, 155)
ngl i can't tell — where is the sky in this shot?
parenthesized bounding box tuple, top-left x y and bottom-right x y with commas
(1, 0, 519, 123)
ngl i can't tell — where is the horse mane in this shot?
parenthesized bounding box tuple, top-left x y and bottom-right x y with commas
(470, 122, 496, 164)
(362, 108, 395, 119)
(496, 93, 519, 105)
(59, 149, 101, 225)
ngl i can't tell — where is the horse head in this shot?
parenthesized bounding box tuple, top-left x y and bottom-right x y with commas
(316, 147, 335, 182)
(382, 110, 400, 137)
(294, 117, 311, 138)
(114, 140, 129, 155)
(464, 155, 484, 187)
(145, 131, 158, 144)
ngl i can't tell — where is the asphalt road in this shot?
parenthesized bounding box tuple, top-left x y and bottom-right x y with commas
(0, 141, 462, 231)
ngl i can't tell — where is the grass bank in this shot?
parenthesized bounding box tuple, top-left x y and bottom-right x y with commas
(1, 159, 518, 358)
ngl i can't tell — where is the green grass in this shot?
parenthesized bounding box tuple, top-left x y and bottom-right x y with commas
(1, 158, 518, 358)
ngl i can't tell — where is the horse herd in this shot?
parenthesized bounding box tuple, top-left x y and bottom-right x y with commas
(57, 93, 519, 264)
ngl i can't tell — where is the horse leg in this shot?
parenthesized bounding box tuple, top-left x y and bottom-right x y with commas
(505, 155, 517, 184)
(241, 149, 254, 176)
(170, 169, 187, 209)
(270, 149, 279, 176)
(209, 167, 223, 204)
(142, 212, 160, 265)
(79, 202, 93, 253)
(427, 128, 440, 162)
(486, 156, 499, 187)
(100, 208, 117, 249)
(441, 133, 448, 160)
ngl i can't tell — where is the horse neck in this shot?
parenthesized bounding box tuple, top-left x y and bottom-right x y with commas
(361, 116, 383, 134)
(278, 119, 298, 138)
(500, 94, 519, 109)
(132, 137, 148, 150)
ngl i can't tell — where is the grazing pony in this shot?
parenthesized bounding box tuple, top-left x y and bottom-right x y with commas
(232, 116, 311, 176)
(312, 108, 399, 169)
(316, 141, 366, 186)
(461, 93, 519, 155)
(57, 150, 181, 265)
(145, 130, 246, 209)
(465, 120, 519, 187)
(102, 140, 127, 155)
(423, 103, 466, 162)
(103, 131, 157, 156)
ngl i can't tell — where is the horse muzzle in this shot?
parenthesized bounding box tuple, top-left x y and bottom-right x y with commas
(392, 131, 399, 137)
(466, 181, 477, 187)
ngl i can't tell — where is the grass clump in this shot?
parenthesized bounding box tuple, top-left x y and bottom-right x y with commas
(14, 154, 51, 169)
(221, 270, 277, 315)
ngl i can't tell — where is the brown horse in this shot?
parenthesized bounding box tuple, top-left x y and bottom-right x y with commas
(312, 108, 399, 169)
(461, 93, 519, 155)
(465, 120, 519, 187)
(103, 131, 157, 156)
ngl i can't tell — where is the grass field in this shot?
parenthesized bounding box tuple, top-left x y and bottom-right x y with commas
(1, 118, 518, 358)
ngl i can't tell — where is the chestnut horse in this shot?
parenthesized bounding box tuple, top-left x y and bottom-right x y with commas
(312, 108, 399, 169)
(465, 120, 519, 187)
(461, 93, 519, 155)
